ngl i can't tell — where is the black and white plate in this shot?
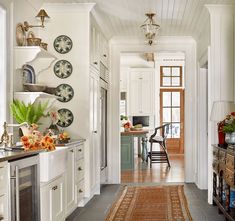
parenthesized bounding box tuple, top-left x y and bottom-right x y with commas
(22, 64, 36, 84)
(53, 60, 73, 79)
(57, 108, 74, 127)
(55, 84, 74, 102)
(53, 35, 73, 54)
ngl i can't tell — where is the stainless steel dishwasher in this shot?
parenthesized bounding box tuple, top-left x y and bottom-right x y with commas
(10, 155, 40, 221)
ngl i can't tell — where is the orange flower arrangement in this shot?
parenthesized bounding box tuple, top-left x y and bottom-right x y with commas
(21, 133, 55, 151)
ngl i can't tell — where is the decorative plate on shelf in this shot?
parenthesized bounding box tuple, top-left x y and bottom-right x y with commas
(16, 23, 26, 46)
(57, 108, 74, 127)
(22, 64, 36, 84)
(53, 60, 73, 79)
(53, 35, 73, 54)
(55, 84, 74, 102)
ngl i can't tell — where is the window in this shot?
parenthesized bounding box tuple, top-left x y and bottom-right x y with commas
(0, 6, 6, 134)
(160, 66, 182, 87)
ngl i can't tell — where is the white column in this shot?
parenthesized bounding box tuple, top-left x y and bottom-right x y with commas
(206, 4, 235, 204)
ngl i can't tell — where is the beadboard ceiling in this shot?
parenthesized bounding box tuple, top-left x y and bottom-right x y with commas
(41, 0, 235, 39)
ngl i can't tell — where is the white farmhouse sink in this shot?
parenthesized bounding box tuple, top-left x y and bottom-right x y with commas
(39, 147, 67, 182)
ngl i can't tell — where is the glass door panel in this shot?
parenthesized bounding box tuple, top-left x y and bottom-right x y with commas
(160, 89, 184, 154)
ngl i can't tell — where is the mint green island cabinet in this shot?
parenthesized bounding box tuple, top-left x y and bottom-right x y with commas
(121, 130, 149, 170)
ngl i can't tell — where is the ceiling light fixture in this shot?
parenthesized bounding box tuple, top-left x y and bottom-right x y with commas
(23, 9, 50, 32)
(140, 13, 160, 46)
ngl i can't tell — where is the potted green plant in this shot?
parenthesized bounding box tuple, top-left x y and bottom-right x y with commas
(10, 99, 48, 135)
(222, 112, 235, 144)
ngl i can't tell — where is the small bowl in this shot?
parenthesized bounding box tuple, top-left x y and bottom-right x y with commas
(23, 83, 46, 92)
(27, 37, 41, 46)
(40, 42, 48, 50)
(44, 86, 56, 95)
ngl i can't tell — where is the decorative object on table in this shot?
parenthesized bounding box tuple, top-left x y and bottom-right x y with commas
(21, 133, 55, 151)
(223, 112, 235, 145)
(105, 185, 192, 221)
(22, 64, 36, 84)
(40, 42, 48, 50)
(140, 13, 160, 46)
(55, 84, 74, 102)
(53, 60, 73, 79)
(23, 83, 46, 92)
(123, 121, 131, 132)
(210, 101, 235, 148)
(10, 99, 48, 125)
(16, 23, 26, 46)
(48, 110, 60, 135)
(58, 131, 70, 144)
(27, 30, 35, 38)
(57, 108, 74, 127)
(130, 124, 143, 131)
(53, 35, 73, 54)
(22, 9, 50, 32)
(27, 37, 42, 46)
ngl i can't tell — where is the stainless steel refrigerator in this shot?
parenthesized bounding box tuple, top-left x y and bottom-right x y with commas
(100, 80, 108, 183)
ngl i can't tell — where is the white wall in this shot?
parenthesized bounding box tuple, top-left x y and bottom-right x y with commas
(109, 36, 197, 184)
(206, 4, 235, 203)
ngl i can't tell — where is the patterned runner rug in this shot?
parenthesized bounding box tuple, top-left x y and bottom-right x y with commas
(105, 185, 193, 221)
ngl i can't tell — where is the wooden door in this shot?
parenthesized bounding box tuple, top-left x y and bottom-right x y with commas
(160, 89, 184, 154)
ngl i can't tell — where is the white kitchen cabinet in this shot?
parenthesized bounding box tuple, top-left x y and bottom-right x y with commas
(65, 147, 76, 216)
(0, 162, 9, 221)
(89, 68, 100, 196)
(90, 25, 100, 70)
(129, 69, 154, 116)
(120, 68, 129, 92)
(40, 175, 65, 221)
(99, 33, 109, 68)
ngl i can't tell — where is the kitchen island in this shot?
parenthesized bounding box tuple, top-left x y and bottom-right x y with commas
(121, 130, 148, 170)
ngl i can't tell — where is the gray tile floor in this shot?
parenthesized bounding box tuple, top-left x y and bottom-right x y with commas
(67, 184, 225, 221)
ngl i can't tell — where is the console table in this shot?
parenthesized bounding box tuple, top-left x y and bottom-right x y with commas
(212, 144, 235, 220)
(121, 130, 148, 170)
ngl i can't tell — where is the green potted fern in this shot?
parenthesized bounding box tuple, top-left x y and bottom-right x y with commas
(10, 99, 48, 135)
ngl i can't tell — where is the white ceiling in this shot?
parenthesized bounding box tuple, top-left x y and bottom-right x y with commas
(41, 0, 235, 40)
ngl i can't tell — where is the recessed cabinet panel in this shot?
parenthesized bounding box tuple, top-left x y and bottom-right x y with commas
(129, 70, 154, 116)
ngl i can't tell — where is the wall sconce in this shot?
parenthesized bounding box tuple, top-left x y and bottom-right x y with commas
(23, 9, 50, 31)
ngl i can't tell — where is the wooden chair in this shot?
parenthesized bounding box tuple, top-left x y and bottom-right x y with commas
(147, 123, 171, 168)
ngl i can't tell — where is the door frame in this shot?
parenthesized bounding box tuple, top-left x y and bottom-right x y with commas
(108, 37, 197, 184)
(160, 88, 185, 154)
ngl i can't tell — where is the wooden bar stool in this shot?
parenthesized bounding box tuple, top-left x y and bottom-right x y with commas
(147, 123, 171, 168)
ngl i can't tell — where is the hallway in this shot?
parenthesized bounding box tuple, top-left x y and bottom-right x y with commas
(67, 184, 224, 221)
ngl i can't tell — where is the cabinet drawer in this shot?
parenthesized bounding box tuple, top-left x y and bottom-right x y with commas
(0, 194, 7, 221)
(225, 168, 234, 187)
(212, 160, 219, 173)
(0, 164, 8, 194)
(77, 180, 84, 201)
(218, 151, 226, 163)
(76, 159, 84, 182)
(76, 145, 84, 160)
(226, 154, 234, 170)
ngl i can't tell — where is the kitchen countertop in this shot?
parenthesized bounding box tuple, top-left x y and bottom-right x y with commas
(121, 130, 149, 136)
(0, 138, 86, 162)
(0, 148, 44, 162)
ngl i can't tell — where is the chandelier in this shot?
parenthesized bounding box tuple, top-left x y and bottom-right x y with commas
(140, 13, 160, 45)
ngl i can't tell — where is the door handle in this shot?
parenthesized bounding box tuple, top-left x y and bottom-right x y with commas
(93, 131, 97, 133)
(11, 166, 20, 221)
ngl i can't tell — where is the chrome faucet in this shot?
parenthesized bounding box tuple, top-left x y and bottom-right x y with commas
(0, 121, 29, 148)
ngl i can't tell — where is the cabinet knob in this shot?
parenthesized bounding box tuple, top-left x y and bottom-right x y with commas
(103, 54, 107, 57)
(52, 185, 58, 191)
(93, 61, 98, 65)
(70, 149, 74, 153)
(78, 149, 82, 152)
(78, 167, 82, 171)
(79, 189, 83, 193)
(93, 131, 97, 133)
